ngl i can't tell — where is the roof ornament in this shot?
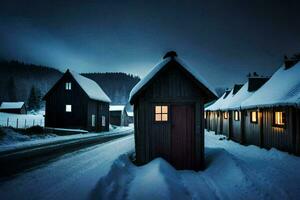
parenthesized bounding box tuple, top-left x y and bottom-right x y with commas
(163, 51, 178, 59)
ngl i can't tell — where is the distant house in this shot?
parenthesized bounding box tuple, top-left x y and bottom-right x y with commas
(129, 51, 217, 170)
(205, 57, 300, 155)
(43, 69, 111, 132)
(109, 105, 127, 126)
(0, 102, 27, 114)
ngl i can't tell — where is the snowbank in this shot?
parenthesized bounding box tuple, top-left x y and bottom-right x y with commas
(0, 126, 133, 153)
(95, 131, 300, 200)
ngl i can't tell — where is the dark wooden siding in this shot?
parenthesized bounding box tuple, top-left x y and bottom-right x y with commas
(134, 63, 206, 170)
(45, 74, 88, 130)
(230, 110, 244, 142)
(222, 112, 231, 137)
(244, 110, 261, 146)
(44, 73, 109, 132)
(262, 107, 295, 153)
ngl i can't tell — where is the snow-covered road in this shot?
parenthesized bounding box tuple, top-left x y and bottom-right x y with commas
(0, 135, 135, 200)
(1, 131, 300, 200)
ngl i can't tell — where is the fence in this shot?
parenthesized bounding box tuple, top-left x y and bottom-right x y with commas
(0, 117, 44, 129)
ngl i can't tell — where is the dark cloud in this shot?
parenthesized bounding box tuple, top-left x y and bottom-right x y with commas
(1, 0, 300, 88)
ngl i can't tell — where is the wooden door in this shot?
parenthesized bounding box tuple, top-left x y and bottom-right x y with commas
(171, 104, 195, 169)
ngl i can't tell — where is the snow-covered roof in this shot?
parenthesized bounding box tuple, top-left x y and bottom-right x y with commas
(129, 56, 217, 103)
(225, 82, 254, 110)
(109, 105, 125, 112)
(205, 91, 231, 111)
(241, 62, 300, 108)
(69, 70, 111, 103)
(0, 102, 25, 109)
(127, 111, 133, 117)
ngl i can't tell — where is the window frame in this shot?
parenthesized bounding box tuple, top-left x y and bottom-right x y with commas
(66, 104, 72, 112)
(272, 111, 286, 128)
(234, 111, 240, 121)
(154, 105, 169, 123)
(65, 82, 72, 90)
(250, 111, 258, 124)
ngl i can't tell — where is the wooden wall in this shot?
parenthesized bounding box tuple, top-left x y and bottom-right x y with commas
(45, 73, 109, 132)
(244, 109, 261, 146)
(133, 62, 206, 170)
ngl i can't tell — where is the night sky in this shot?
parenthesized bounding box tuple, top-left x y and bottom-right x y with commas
(1, 0, 300, 88)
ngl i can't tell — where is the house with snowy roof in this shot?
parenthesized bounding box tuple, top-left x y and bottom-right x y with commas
(206, 84, 243, 137)
(129, 51, 217, 170)
(240, 59, 300, 154)
(109, 105, 131, 126)
(43, 69, 111, 132)
(0, 102, 27, 114)
(205, 56, 300, 155)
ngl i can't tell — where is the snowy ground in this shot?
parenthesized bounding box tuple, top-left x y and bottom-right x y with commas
(98, 131, 300, 200)
(0, 112, 44, 128)
(1, 131, 300, 200)
(0, 126, 132, 153)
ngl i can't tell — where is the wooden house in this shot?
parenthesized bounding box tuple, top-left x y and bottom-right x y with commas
(43, 69, 111, 132)
(109, 105, 132, 126)
(241, 60, 300, 154)
(0, 102, 27, 114)
(129, 51, 217, 170)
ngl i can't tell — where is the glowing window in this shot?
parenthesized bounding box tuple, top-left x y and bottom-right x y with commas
(234, 111, 240, 121)
(274, 111, 286, 126)
(65, 82, 72, 90)
(66, 105, 72, 112)
(204, 112, 206, 119)
(155, 105, 168, 122)
(92, 114, 96, 127)
(250, 111, 258, 123)
(224, 112, 228, 119)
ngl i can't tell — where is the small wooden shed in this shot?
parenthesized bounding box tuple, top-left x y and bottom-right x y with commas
(0, 102, 27, 114)
(43, 69, 111, 132)
(109, 105, 132, 126)
(129, 51, 217, 170)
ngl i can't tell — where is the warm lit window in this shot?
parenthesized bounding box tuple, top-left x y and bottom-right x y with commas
(234, 111, 240, 121)
(155, 105, 168, 122)
(250, 111, 258, 123)
(65, 82, 72, 90)
(273, 111, 286, 127)
(66, 104, 72, 112)
(224, 112, 228, 119)
(102, 116, 106, 126)
(92, 114, 96, 127)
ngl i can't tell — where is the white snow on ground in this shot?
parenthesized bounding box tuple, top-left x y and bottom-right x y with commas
(0, 112, 44, 128)
(0, 135, 134, 200)
(0, 126, 132, 153)
(1, 131, 300, 200)
(97, 131, 300, 200)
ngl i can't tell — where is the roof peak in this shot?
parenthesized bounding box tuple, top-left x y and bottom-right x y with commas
(163, 51, 178, 59)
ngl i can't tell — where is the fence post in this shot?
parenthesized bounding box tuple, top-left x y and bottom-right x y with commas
(16, 118, 18, 129)
(7, 118, 9, 127)
(33, 120, 35, 126)
(25, 119, 27, 128)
